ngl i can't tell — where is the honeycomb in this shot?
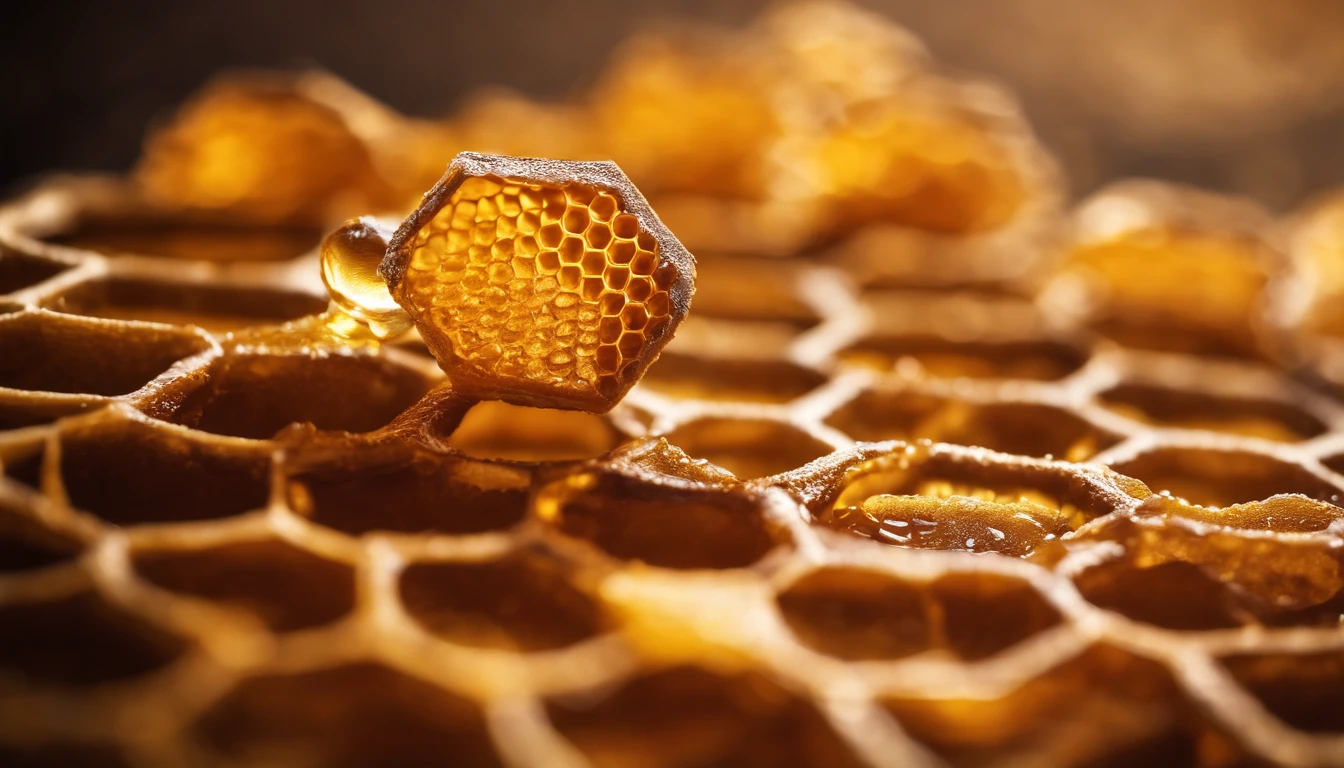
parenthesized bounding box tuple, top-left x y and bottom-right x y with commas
(380, 154, 695, 411)
(2, 1, 1344, 767)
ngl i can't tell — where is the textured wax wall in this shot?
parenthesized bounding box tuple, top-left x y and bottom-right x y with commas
(5, 0, 1344, 208)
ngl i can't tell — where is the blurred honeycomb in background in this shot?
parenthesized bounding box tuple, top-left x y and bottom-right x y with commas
(4, 1, 1344, 767)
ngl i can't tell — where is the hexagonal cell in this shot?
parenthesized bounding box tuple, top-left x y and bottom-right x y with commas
(537, 470, 781, 570)
(663, 418, 832, 480)
(776, 568, 1058, 662)
(163, 352, 433, 440)
(42, 276, 327, 333)
(286, 445, 528, 536)
(0, 312, 209, 397)
(0, 591, 184, 685)
(400, 552, 607, 651)
(1107, 446, 1342, 509)
(196, 664, 501, 768)
(546, 666, 866, 768)
(810, 446, 1142, 557)
(826, 391, 1117, 461)
(0, 502, 81, 572)
(1221, 651, 1344, 734)
(59, 419, 271, 525)
(776, 568, 931, 661)
(133, 540, 355, 632)
(689, 254, 820, 328)
(447, 401, 622, 462)
(639, 353, 828, 404)
(838, 335, 1089, 381)
(1098, 383, 1327, 443)
(929, 572, 1062, 661)
(50, 219, 323, 262)
(884, 644, 1224, 767)
(1069, 515, 1344, 629)
(0, 247, 68, 295)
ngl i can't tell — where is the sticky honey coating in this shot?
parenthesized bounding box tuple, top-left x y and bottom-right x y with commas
(387, 165, 687, 411)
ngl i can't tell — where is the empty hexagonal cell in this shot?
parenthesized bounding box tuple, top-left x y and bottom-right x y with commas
(447, 401, 622, 462)
(0, 591, 184, 685)
(286, 443, 528, 536)
(776, 568, 1058, 662)
(196, 663, 501, 767)
(133, 540, 354, 632)
(639, 353, 828, 404)
(42, 276, 327, 333)
(662, 418, 832, 480)
(839, 335, 1089, 381)
(813, 446, 1141, 557)
(163, 352, 433, 440)
(537, 471, 782, 570)
(1107, 447, 1342, 509)
(0, 503, 81, 572)
(826, 391, 1117, 461)
(0, 312, 209, 397)
(1098, 383, 1327, 443)
(59, 419, 271, 525)
(50, 219, 323, 262)
(546, 666, 866, 768)
(0, 247, 68, 295)
(884, 644, 1222, 767)
(690, 254, 820, 328)
(400, 552, 607, 651)
(1069, 515, 1344, 629)
(1221, 651, 1344, 734)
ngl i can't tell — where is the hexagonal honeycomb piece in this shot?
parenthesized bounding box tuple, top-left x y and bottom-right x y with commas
(380, 153, 696, 412)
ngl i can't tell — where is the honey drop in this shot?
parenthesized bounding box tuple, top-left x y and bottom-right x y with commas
(320, 216, 414, 339)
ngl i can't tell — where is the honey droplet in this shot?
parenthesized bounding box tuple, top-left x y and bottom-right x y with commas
(320, 216, 413, 339)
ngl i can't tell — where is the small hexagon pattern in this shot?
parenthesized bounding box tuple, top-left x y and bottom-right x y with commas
(382, 153, 695, 412)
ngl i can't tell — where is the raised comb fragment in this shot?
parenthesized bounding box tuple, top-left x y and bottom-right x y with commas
(379, 152, 696, 412)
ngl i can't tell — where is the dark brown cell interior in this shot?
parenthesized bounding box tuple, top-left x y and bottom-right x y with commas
(1221, 651, 1344, 733)
(839, 335, 1089, 381)
(0, 744, 130, 768)
(133, 540, 355, 632)
(776, 568, 932, 661)
(0, 591, 184, 685)
(196, 663, 501, 768)
(554, 475, 778, 569)
(59, 422, 271, 525)
(1108, 447, 1343, 509)
(287, 451, 528, 535)
(884, 645, 1209, 768)
(663, 417, 832, 479)
(164, 353, 432, 439)
(0, 313, 208, 396)
(43, 276, 328, 332)
(0, 502, 81, 572)
(827, 392, 1116, 459)
(546, 666, 866, 768)
(51, 219, 322, 263)
(640, 353, 828, 404)
(400, 553, 606, 651)
(447, 401, 623, 462)
(1098, 383, 1327, 442)
(0, 248, 67, 294)
(777, 569, 1059, 662)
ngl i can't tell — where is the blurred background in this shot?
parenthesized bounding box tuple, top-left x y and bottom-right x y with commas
(6, 0, 1344, 210)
